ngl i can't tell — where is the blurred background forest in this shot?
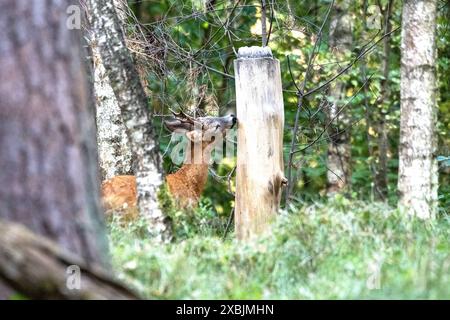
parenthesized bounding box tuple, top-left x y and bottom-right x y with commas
(102, 1, 450, 299)
(124, 0, 449, 216)
(0, 0, 449, 300)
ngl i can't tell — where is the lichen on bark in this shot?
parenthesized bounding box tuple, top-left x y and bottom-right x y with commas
(91, 41, 133, 180)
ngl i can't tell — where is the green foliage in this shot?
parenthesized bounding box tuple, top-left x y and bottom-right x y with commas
(170, 198, 230, 239)
(109, 199, 450, 299)
(111, 0, 450, 301)
(129, 0, 449, 208)
(155, 182, 231, 239)
(8, 293, 29, 300)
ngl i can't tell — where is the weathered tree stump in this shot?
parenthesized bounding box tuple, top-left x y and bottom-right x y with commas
(234, 46, 286, 240)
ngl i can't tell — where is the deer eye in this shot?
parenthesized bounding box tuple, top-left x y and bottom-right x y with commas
(215, 124, 220, 130)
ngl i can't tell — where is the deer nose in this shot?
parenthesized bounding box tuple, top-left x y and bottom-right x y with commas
(230, 114, 237, 127)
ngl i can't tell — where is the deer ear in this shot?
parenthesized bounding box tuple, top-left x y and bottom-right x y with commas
(186, 130, 203, 142)
(164, 119, 193, 133)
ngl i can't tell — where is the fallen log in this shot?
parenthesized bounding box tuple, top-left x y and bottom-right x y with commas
(0, 219, 140, 300)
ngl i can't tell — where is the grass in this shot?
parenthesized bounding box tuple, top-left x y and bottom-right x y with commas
(108, 196, 450, 299)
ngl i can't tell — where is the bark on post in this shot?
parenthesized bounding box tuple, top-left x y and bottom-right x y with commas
(398, 0, 438, 218)
(234, 47, 286, 240)
(87, 0, 172, 241)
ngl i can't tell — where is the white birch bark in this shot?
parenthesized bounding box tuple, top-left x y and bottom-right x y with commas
(88, 0, 133, 180)
(92, 43, 133, 179)
(87, 0, 172, 241)
(398, 0, 438, 218)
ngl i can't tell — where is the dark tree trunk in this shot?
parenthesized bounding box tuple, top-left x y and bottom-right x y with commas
(0, 0, 110, 296)
(326, 0, 353, 195)
(86, 0, 172, 242)
(373, 0, 394, 201)
(359, 0, 378, 199)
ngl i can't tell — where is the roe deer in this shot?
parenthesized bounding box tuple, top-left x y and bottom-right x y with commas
(101, 111, 236, 217)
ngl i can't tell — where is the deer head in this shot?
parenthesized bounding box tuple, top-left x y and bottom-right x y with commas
(101, 111, 237, 215)
(164, 110, 237, 164)
(164, 110, 237, 206)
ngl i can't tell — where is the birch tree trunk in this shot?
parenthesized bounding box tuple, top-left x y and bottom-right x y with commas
(89, 0, 133, 180)
(87, 0, 172, 241)
(91, 43, 133, 180)
(398, 0, 438, 218)
(326, 1, 353, 194)
(0, 0, 111, 296)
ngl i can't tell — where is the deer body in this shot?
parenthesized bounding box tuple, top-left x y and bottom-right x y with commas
(101, 175, 138, 218)
(101, 112, 236, 216)
(166, 163, 209, 206)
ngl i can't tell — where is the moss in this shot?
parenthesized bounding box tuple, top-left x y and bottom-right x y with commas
(157, 183, 177, 216)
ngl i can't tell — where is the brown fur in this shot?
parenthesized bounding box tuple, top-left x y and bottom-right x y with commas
(101, 175, 138, 220)
(166, 163, 209, 207)
(101, 113, 236, 218)
(101, 142, 213, 217)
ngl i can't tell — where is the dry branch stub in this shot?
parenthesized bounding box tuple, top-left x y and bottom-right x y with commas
(0, 219, 140, 300)
(234, 46, 286, 240)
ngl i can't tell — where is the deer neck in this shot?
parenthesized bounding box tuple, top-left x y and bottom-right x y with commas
(173, 163, 209, 195)
(182, 140, 213, 183)
(166, 140, 214, 204)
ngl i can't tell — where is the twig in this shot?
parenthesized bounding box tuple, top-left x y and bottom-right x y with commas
(292, 74, 374, 155)
(261, 0, 267, 46)
(266, 0, 275, 46)
(302, 26, 400, 98)
(286, 55, 300, 92)
(227, 165, 236, 196)
(193, 0, 241, 57)
(222, 207, 235, 240)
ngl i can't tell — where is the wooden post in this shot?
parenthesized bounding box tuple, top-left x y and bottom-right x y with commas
(234, 46, 286, 240)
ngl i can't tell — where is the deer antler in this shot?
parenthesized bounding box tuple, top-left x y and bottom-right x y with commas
(169, 109, 204, 130)
(169, 108, 196, 124)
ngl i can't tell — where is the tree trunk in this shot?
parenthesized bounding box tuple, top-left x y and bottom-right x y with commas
(86, 0, 172, 241)
(398, 0, 438, 218)
(0, 219, 139, 300)
(359, 0, 378, 200)
(0, 0, 111, 297)
(91, 43, 134, 180)
(88, 1, 133, 180)
(373, 0, 394, 201)
(0, 0, 110, 267)
(326, 1, 353, 194)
